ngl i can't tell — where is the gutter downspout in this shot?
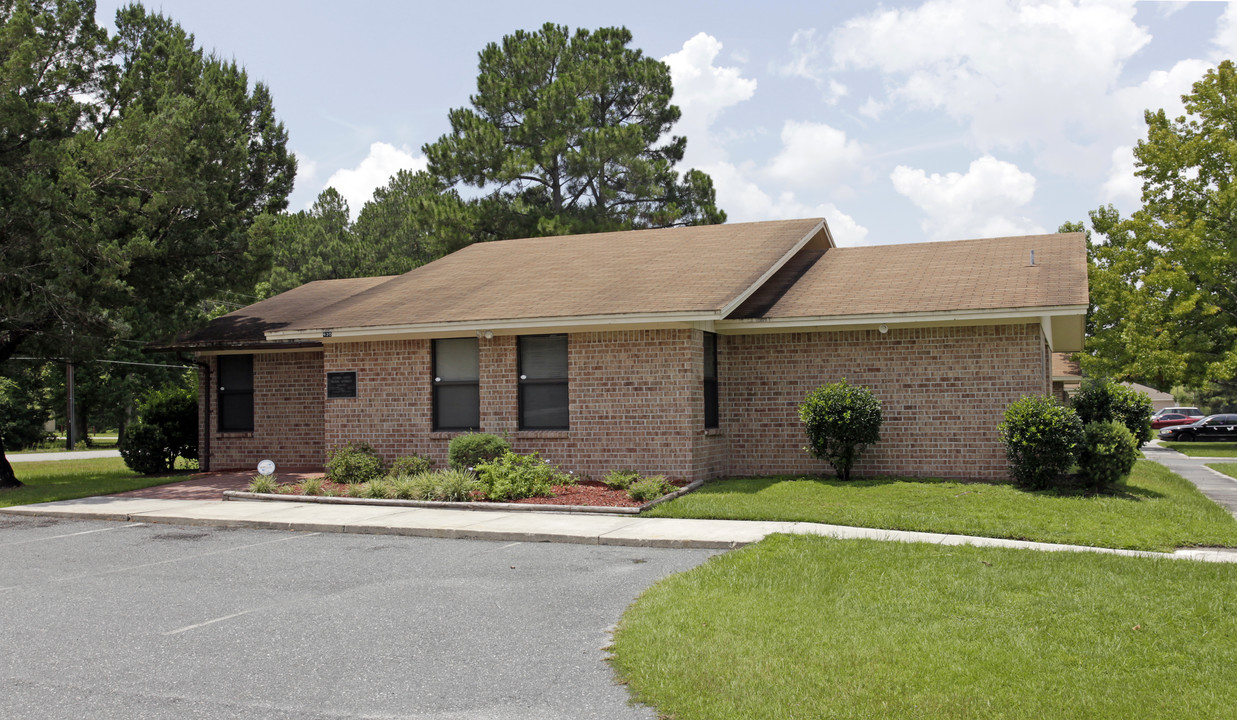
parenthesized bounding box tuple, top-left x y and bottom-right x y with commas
(179, 353, 211, 472)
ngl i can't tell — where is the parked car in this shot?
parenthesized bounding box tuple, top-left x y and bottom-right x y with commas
(1151, 413, 1199, 430)
(1158, 414, 1237, 442)
(1152, 406, 1204, 419)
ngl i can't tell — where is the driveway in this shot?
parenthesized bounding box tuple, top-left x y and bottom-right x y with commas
(0, 515, 716, 719)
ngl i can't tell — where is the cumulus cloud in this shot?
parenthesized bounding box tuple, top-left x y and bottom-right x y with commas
(1100, 145, 1140, 208)
(830, 0, 1151, 155)
(764, 121, 864, 189)
(890, 156, 1045, 241)
(704, 161, 870, 246)
(662, 33, 757, 166)
(321, 142, 427, 214)
(777, 28, 849, 103)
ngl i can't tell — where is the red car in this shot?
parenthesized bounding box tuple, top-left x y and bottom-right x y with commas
(1151, 413, 1200, 430)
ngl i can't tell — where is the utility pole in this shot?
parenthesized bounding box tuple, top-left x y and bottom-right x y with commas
(65, 360, 76, 450)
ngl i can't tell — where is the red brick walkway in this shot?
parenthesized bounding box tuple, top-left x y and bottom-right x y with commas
(116, 470, 324, 500)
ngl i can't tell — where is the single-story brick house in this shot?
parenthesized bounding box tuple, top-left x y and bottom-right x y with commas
(167, 217, 1087, 481)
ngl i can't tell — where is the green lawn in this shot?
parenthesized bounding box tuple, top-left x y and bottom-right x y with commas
(644, 460, 1237, 552)
(610, 534, 1237, 720)
(1161, 441, 1237, 457)
(0, 457, 187, 508)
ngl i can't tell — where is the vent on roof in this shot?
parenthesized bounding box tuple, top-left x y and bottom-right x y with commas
(1029, 249, 1036, 266)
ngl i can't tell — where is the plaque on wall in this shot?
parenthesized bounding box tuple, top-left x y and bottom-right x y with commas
(326, 371, 358, 398)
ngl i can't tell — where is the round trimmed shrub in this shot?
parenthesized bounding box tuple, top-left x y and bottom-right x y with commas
(998, 396, 1083, 490)
(1071, 378, 1154, 447)
(448, 432, 511, 469)
(326, 442, 385, 484)
(1077, 420, 1138, 490)
(798, 379, 883, 481)
(120, 422, 172, 474)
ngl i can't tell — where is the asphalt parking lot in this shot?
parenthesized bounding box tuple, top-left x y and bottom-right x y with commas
(0, 514, 717, 719)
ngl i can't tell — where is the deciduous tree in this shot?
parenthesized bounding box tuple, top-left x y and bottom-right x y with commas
(1076, 61, 1237, 391)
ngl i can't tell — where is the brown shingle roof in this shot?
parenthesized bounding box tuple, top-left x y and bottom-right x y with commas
(276, 218, 827, 333)
(172, 276, 398, 347)
(737, 232, 1088, 319)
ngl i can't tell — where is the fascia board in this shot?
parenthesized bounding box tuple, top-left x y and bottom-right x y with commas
(713, 305, 1088, 333)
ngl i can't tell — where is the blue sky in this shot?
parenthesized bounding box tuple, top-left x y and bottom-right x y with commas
(98, 0, 1232, 246)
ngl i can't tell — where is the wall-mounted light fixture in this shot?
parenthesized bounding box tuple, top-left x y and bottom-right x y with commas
(477, 329, 494, 340)
(878, 324, 889, 334)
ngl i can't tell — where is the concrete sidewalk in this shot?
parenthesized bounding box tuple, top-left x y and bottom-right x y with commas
(4, 494, 1236, 563)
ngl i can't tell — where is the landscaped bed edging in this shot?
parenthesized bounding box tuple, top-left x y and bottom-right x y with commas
(222, 477, 706, 515)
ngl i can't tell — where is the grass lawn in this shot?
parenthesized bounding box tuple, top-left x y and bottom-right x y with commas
(610, 534, 1237, 720)
(1161, 441, 1237, 458)
(644, 460, 1237, 552)
(11, 437, 119, 453)
(0, 457, 188, 508)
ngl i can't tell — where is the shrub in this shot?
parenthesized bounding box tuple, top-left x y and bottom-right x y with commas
(388, 454, 434, 478)
(628, 475, 675, 502)
(326, 442, 385, 484)
(603, 469, 641, 490)
(1071, 378, 1154, 447)
(798, 379, 883, 481)
(138, 386, 198, 462)
(448, 433, 511, 469)
(0, 373, 52, 450)
(475, 451, 571, 502)
(119, 422, 171, 475)
(300, 477, 324, 496)
(998, 396, 1084, 490)
(247, 474, 278, 493)
(1077, 421, 1138, 490)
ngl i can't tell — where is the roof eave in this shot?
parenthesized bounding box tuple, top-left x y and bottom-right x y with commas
(265, 310, 725, 341)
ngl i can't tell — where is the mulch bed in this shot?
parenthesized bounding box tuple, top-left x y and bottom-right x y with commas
(272, 478, 685, 508)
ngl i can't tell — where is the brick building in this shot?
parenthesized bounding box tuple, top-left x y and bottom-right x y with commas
(168, 218, 1088, 481)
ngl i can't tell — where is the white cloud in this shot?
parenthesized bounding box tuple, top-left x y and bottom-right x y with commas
(704, 161, 870, 246)
(777, 28, 826, 82)
(1100, 145, 1140, 208)
(890, 155, 1045, 241)
(764, 121, 864, 189)
(321, 142, 427, 214)
(858, 97, 886, 120)
(662, 33, 757, 167)
(831, 0, 1152, 155)
(1214, 3, 1237, 61)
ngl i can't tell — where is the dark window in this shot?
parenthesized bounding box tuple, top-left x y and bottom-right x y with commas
(703, 332, 719, 429)
(519, 335, 568, 430)
(217, 354, 254, 432)
(433, 338, 480, 431)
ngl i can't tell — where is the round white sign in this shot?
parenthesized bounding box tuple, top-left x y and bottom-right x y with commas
(257, 459, 276, 476)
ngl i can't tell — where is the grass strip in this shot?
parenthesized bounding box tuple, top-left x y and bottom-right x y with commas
(1161, 441, 1237, 458)
(611, 534, 1237, 720)
(0, 458, 187, 508)
(1206, 463, 1237, 480)
(644, 460, 1237, 552)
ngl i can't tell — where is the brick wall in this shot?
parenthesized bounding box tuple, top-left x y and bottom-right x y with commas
(201, 323, 1048, 482)
(317, 330, 716, 480)
(199, 351, 324, 471)
(722, 323, 1048, 480)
